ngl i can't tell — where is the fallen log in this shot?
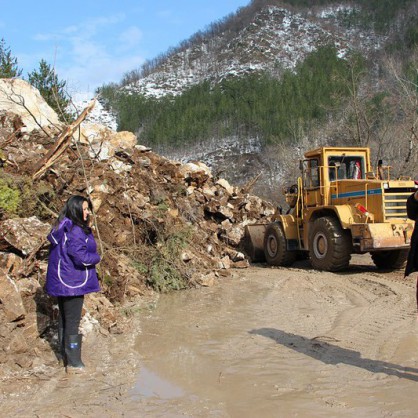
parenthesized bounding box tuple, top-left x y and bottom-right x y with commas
(240, 172, 262, 194)
(32, 99, 96, 180)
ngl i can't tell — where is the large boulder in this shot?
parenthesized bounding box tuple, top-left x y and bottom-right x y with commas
(0, 78, 61, 132)
(0, 274, 26, 322)
(78, 123, 137, 160)
(0, 217, 50, 255)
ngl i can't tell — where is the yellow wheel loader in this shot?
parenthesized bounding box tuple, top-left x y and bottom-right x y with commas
(244, 147, 417, 271)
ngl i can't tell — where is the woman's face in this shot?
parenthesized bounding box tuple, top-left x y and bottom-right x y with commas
(82, 201, 90, 221)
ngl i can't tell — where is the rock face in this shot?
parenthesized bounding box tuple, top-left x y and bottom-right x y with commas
(0, 216, 50, 255)
(0, 274, 26, 322)
(0, 78, 61, 132)
(0, 78, 278, 377)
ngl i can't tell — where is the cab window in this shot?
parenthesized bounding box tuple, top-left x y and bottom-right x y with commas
(328, 156, 364, 181)
(304, 159, 319, 188)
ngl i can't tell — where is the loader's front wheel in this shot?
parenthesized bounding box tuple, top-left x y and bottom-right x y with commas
(309, 217, 352, 271)
(371, 250, 408, 270)
(264, 223, 296, 267)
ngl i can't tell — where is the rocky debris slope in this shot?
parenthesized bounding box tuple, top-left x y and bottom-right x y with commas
(0, 79, 275, 377)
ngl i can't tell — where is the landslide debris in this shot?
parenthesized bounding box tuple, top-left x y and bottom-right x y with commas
(0, 79, 275, 378)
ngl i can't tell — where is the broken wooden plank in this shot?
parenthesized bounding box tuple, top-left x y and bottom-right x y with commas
(32, 99, 96, 180)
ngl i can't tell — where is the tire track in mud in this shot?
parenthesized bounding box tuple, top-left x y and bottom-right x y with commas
(271, 266, 416, 353)
(363, 278, 416, 365)
(327, 274, 415, 357)
(248, 264, 418, 412)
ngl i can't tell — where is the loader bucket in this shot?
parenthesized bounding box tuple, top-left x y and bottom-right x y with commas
(243, 224, 267, 262)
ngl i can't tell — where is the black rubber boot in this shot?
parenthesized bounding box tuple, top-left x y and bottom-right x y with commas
(65, 334, 85, 373)
(58, 327, 66, 365)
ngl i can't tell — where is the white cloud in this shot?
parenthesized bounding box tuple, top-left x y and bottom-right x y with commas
(64, 54, 144, 95)
(78, 14, 125, 38)
(30, 13, 145, 92)
(35, 14, 125, 43)
(62, 25, 78, 35)
(33, 33, 59, 41)
(156, 9, 182, 25)
(119, 26, 143, 50)
(157, 9, 172, 18)
(71, 38, 108, 64)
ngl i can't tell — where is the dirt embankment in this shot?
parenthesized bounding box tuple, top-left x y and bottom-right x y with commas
(2, 256, 418, 417)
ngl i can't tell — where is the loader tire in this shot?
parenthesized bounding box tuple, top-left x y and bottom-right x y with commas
(264, 223, 296, 267)
(309, 217, 352, 272)
(371, 250, 408, 270)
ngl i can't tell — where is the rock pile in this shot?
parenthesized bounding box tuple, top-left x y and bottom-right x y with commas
(0, 79, 275, 376)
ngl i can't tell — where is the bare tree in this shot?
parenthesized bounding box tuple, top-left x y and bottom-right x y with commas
(382, 51, 418, 176)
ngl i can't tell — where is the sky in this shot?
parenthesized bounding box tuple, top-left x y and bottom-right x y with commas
(1, 0, 250, 95)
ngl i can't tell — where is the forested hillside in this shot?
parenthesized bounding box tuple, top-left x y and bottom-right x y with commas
(110, 46, 352, 146)
(99, 0, 417, 200)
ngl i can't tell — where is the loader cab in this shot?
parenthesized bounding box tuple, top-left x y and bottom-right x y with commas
(302, 147, 372, 208)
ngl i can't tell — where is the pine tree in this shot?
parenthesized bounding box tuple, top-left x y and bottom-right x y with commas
(28, 59, 71, 122)
(0, 38, 23, 78)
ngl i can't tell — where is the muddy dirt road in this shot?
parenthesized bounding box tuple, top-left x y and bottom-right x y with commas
(3, 255, 418, 417)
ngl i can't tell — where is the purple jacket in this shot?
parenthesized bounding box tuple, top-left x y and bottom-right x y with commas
(45, 217, 101, 297)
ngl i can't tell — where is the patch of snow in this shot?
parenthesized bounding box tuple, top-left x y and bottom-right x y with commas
(317, 5, 358, 19)
(71, 92, 118, 131)
(155, 135, 263, 168)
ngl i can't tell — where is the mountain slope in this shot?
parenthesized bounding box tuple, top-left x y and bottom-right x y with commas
(123, 5, 385, 98)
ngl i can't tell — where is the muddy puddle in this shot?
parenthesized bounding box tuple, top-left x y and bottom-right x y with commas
(131, 272, 277, 417)
(129, 265, 418, 417)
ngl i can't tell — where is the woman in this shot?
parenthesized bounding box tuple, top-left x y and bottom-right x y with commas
(405, 190, 418, 311)
(46, 195, 101, 373)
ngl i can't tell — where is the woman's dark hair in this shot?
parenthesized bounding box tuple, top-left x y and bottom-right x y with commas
(55, 195, 93, 234)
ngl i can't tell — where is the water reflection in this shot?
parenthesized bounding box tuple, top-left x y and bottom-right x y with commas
(131, 366, 185, 399)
